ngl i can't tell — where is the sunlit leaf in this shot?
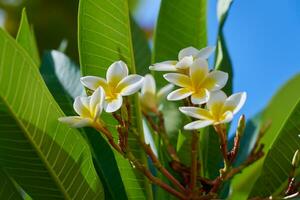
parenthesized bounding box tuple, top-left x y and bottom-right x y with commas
(0, 28, 104, 199)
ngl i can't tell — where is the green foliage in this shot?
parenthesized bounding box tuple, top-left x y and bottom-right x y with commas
(230, 74, 300, 199)
(78, 0, 151, 199)
(16, 8, 40, 67)
(0, 29, 104, 199)
(0, 168, 23, 200)
(40, 50, 127, 200)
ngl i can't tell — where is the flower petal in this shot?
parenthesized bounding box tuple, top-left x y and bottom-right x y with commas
(90, 87, 105, 120)
(203, 71, 228, 91)
(195, 46, 215, 60)
(179, 107, 212, 120)
(163, 73, 191, 88)
(149, 61, 177, 71)
(157, 84, 174, 102)
(184, 120, 213, 130)
(191, 89, 209, 105)
(58, 116, 91, 128)
(167, 88, 192, 101)
(178, 47, 199, 60)
(142, 74, 156, 95)
(223, 92, 247, 114)
(107, 60, 128, 87)
(175, 56, 193, 69)
(80, 76, 108, 91)
(206, 90, 227, 110)
(73, 96, 90, 117)
(117, 75, 144, 96)
(219, 111, 234, 124)
(104, 95, 123, 113)
(190, 58, 209, 88)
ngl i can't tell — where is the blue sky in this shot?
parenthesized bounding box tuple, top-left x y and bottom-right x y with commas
(135, 0, 300, 119)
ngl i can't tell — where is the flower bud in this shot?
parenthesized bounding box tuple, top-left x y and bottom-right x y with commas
(236, 115, 246, 137)
(292, 150, 300, 168)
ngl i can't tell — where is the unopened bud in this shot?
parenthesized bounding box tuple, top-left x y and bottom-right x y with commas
(236, 115, 246, 137)
(292, 150, 300, 168)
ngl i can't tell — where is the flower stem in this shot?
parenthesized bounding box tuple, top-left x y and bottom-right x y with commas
(190, 131, 199, 191)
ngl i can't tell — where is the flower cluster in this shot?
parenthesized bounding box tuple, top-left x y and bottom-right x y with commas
(149, 46, 246, 130)
(59, 46, 246, 131)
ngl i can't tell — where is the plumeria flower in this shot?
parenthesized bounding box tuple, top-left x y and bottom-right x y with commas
(149, 46, 215, 74)
(58, 87, 105, 128)
(140, 74, 174, 113)
(164, 58, 228, 104)
(179, 90, 247, 130)
(80, 61, 144, 113)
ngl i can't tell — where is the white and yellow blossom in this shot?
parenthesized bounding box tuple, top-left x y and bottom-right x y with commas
(58, 87, 105, 128)
(179, 91, 247, 130)
(140, 74, 174, 112)
(164, 58, 228, 104)
(149, 46, 215, 73)
(80, 61, 144, 113)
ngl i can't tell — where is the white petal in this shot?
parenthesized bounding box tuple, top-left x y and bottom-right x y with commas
(117, 75, 144, 96)
(106, 61, 128, 86)
(167, 88, 192, 101)
(163, 73, 191, 88)
(207, 90, 227, 110)
(219, 111, 234, 124)
(179, 107, 212, 120)
(184, 120, 213, 130)
(223, 92, 247, 114)
(190, 58, 209, 88)
(195, 46, 215, 60)
(104, 95, 123, 113)
(157, 84, 174, 102)
(73, 96, 89, 116)
(90, 87, 105, 120)
(80, 76, 107, 91)
(175, 56, 193, 69)
(205, 71, 228, 91)
(178, 47, 199, 60)
(58, 116, 91, 128)
(142, 74, 156, 95)
(191, 89, 209, 105)
(149, 61, 177, 71)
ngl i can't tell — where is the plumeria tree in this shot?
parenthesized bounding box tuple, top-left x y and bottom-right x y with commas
(0, 0, 300, 200)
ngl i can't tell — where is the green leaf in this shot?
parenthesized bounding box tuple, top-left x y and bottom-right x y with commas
(16, 8, 40, 67)
(153, 0, 207, 167)
(0, 168, 23, 200)
(0, 28, 104, 199)
(78, 0, 152, 199)
(40, 50, 127, 200)
(229, 74, 300, 199)
(200, 0, 234, 180)
(131, 19, 151, 75)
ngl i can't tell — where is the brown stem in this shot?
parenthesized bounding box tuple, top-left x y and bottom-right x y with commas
(190, 131, 199, 191)
(126, 151, 187, 200)
(94, 122, 123, 154)
(136, 131, 186, 193)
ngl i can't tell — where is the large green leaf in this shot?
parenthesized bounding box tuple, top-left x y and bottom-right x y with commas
(0, 168, 23, 200)
(40, 50, 127, 200)
(78, 0, 152, 199)
(0, 28, 104, 199)
(16, 8, 40, 67)
(229, 74, 300, 199)
(153, 0, 207, 87)
(130, 19, 151, 75)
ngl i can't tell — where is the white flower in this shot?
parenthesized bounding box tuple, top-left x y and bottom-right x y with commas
(179, 91, 247, 130)
(80, 61, 144, 113)
(149, 46, 215, 73)
(58, 87, 105, 128)
(140, 74, 174, 112)
(164, 58, 228, 104)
